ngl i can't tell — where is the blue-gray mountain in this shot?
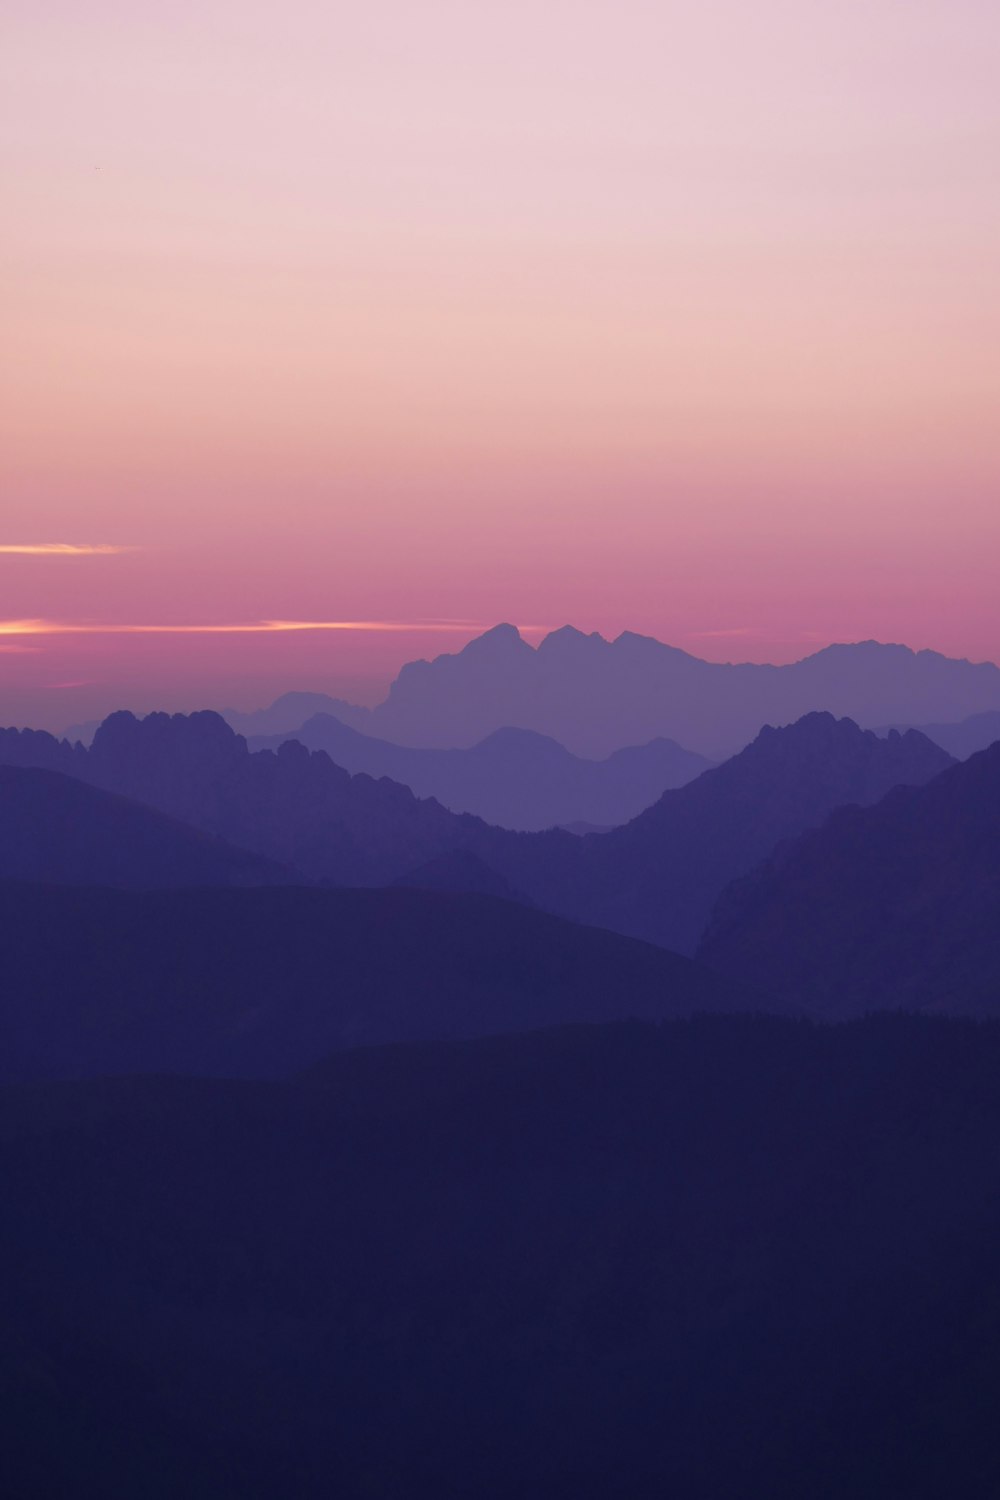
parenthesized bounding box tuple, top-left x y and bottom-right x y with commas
(877, 709, 1000, 761)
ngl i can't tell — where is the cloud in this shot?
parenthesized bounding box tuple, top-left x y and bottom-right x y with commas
(686, 627, 759, 639)
(0, 543, 135, 556)
(0, 618, 493, 637)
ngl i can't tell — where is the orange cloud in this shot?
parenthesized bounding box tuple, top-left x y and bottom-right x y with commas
(0, 618, 490, 637)
(0, 543, 135, 556)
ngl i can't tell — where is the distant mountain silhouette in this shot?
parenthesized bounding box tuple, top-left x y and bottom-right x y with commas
(222, 690, 361, 739)
(700, 742, 1000, 1017)
(250, 716, 712, 830)
(0, 767, 287, 889)
(877, 709, 1000, 761)
(309, 625, 1000, 757)
(4, 1015, 1000, 1497)
(0, 883, 754, 1082)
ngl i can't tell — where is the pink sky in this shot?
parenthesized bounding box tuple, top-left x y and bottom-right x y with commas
(2, 1, 999, 728)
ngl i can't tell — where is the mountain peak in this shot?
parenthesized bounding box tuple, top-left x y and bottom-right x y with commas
(537, 625, 607, 653)
(458, 623, 525, 656)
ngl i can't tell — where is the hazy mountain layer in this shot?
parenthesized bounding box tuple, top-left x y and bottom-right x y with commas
(878, 709, 1000, 760)
(249, 716, 712, 830)
(700, 741, 1000, 1017)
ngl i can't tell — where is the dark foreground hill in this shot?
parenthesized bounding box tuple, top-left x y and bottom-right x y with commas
(0, 883, 752, 1082)
(700, 741, 1000, 1017)
(250, 716, 712, 830)
(3, 1015, 1000, 1498)
(0, 767, 287, 889)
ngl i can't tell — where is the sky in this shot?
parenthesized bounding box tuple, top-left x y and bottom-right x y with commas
(2, 0, 999, 729)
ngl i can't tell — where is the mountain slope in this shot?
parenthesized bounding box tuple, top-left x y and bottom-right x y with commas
(249, 715, 712, 830)
(0, 767, 287, 889)
(3, 1016, 1000, 1497)
(700, 741, 1000, 1017)
(524, 713, 955, 954)
(0, 710, 957, 955)
(0, 882, 755, 1082)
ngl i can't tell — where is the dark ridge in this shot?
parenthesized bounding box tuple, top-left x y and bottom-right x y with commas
(0, 881, 757, 1082)
(0, 767, 288, 889)
(700, 740, 1000, 1017)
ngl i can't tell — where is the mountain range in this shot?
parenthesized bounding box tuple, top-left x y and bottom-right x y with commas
(0, 710, 956, 958)
(701, 740, 1000, 1016)
(221, 625, 1000, 758)
(249, 716, 712, 831)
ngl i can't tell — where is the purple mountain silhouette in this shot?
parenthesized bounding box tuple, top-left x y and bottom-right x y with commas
(290, 625, 1000, 758)
(1, 708, 954, 957)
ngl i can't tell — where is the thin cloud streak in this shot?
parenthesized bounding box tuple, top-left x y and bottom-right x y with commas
(0, 618, 495, 637)
(686, 627, 759, 639)
(0, 543, 136, 556)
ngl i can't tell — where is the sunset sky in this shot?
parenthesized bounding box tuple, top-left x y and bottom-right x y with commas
(3, 0, 999, 729)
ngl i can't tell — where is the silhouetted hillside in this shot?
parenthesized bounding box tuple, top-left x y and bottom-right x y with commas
(0, 883, 753, 1082)
(3, 1015, 1000, 1498)
(393, 848, 534, 903)
(3, 708, 575, 888)
(0, 768, 287, 889)
(250, 716, 711, 830)
(0, 724, 87, 775)
(700, 742, 1000, 1016)
(1, 709, 956, 951)
(533, 713, 955, 954)
(85, 710, 490, 884)
(315, 624, 1000, 757)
